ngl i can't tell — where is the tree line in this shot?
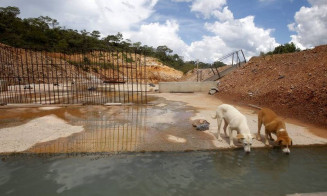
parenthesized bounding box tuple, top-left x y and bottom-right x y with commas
(0, 6, 221, 73)
(260, 42, 301, 56)
(0, 6, 303, 73)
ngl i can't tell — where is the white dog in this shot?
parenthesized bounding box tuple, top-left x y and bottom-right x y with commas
(212, 104, 254, 152)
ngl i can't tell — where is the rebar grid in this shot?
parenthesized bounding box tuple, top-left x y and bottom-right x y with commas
(0, 46, 148, 104)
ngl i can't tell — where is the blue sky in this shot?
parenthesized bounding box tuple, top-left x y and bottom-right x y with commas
(148, 0, 310, 45)
(0, 0, 326, 62)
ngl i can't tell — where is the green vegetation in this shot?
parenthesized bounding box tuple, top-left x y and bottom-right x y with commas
(122, 53, 134, 63)
(0, 6, 222, 74)
(261, 42, 301, 56)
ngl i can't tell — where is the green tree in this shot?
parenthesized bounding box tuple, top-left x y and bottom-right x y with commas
(91, 30, 100, 39)
(212, 61, 226, 68)
(272, 42, 300, 54)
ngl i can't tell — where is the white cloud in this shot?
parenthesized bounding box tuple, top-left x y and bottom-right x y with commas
(212, 6, 234, 21)
(125, 1, 277, 63)
(289, 0, 327, 49)
(185, 36, 227, 62)
(190, 0, 226, 19)
(0, 0, 278, 62)
(125, 20, 188, 55)
(0, 0, 158, 35)
(205, 16, 278, 54)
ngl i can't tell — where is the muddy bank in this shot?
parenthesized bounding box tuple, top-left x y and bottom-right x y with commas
(151, 93, 327, 147)
(216, 93, 327, 139)
(0, 93, 326, 154)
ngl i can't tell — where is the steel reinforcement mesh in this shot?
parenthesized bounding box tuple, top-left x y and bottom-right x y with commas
(0, 46, 147, 104)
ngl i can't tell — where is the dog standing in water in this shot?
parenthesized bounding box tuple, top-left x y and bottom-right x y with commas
(257, 108, 293, 154)
(212, 104, 254, 153)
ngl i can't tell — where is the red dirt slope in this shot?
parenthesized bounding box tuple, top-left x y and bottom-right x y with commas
(217, 45, 327, 128)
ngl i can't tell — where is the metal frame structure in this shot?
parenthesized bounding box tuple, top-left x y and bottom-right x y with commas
(204, 49, 247, 81)
(0, 45, 148, 105)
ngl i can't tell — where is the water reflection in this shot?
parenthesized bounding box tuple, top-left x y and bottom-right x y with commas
(26, 106, 147, 153)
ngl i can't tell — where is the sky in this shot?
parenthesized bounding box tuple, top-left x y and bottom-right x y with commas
(0, 0, 326, 62)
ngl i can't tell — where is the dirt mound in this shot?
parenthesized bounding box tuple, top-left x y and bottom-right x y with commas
(146, 57, 183, 83)
(217, 45, 327, 127)
(180, 66, 228, 82)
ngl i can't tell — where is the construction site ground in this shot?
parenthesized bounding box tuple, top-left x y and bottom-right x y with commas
(0, 92, 326, 155)
(181, 45, 327, 129)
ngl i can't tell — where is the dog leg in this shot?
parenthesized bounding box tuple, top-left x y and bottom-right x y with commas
(264, 129, 270, 146)
(223, 119, 228, 137)
(228, 127, 235, 147)
(217, 117, 223, 141)
(257, 115, 262, 141)
(268, 133, 274, 141)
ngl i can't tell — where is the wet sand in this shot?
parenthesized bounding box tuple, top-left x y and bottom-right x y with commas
(151, 93, 327, 148)
(0, 92, 326, 154)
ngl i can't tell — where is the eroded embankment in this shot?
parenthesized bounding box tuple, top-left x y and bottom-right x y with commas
(217, 45, 327, 128)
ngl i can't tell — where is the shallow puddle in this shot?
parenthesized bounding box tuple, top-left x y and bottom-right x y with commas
(0, 95, 216, 154)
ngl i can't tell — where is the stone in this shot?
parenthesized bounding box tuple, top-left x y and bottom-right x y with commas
(208, 87, 219, 95)
(192, 119, 210, 131)
(278, 75, 285, 79)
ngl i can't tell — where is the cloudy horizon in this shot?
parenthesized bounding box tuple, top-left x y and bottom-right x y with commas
(0, 0, 326, 62)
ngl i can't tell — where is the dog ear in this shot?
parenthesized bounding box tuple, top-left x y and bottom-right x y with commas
(275, 139, 282, 146)
(237, 134, 244, 140)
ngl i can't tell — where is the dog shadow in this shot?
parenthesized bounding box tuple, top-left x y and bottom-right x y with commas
(218, 133, 243, 147)
(256, 134, 277, 146)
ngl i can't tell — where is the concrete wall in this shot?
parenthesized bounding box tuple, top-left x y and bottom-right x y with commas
(159, 81, 217, 93)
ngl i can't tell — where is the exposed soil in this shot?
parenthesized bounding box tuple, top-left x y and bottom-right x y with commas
(146, 58, 183, 83)
(0, 43, 182, 85)
(216, 45, 327, 128)
(180, 66, 229, 82)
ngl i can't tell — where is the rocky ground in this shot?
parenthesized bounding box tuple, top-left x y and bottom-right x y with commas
(216, 45, 327, 128)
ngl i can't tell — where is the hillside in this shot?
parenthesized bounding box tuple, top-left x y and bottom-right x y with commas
(180, 66, 231, 82)
(217, 45, 327, 127)
(0, 43, 182, 84)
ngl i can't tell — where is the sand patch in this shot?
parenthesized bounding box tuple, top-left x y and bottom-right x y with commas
(156, 103, 167, 107)
(0, 115, 84, 153)
(167, 135, 187, 143)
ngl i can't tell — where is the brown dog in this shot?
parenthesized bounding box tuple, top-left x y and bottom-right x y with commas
(257, 108, 292, 153)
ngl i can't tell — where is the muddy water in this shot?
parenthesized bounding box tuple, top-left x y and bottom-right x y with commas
(0, 96, 216, 153)
(0, 147, 327, 195)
